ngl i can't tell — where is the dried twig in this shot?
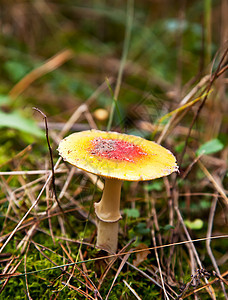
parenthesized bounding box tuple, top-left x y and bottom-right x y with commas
(174, 204, 216, 299)
(0, 157, 62, 254)
(33, 107, 75, 233)
(151, 224, 170, 300)
(150, 194, 170, 299)
(98, 239, 135, 291)
(24, 244, 33, 300)
(206, 195, 228, 299)
(197, 159, 228, 207)
(123, 280, 142, 300)
(181, 270, 228, 299)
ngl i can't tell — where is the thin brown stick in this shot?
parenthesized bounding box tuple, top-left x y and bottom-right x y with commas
(151, 224, 170, 300)
(124, 260, 175, 299)
(150, 194, 164, 263)
(24, 244, 33, 300)
(177, 47, 228, 169)
(123, 280, 142, 300)
(1, 235, 228, 280)
(105, 252, 131, 300)
(50, 166, 76, 212)
(182, 271, 228, 299)
(61, 282, 97, 300)
(0, 206, 96, 246)
(197, 159, 228, 207)
(0, 169, 66, 176)
(17, 223, 39, 253)
(206, 195, 228, 299)
(33, 243, 94, 293)
(0, 157, 62, 254)
(98, 239, 135, 290)
(45, 159, 55, 245)
(58, 78, 113, 140)
(33, 108, 75, 233)
(174, 205, 216, 299)
(0, 258, 23, 293)
(157, 75, 210, 144)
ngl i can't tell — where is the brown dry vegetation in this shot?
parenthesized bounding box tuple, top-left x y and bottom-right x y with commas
(0, 0, 227, 299)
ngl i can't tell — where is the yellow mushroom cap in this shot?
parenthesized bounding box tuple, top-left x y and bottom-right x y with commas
(58, 130, 178, 181)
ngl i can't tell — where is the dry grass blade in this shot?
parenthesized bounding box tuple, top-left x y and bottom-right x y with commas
(1, 3, 227, 298)
(0, 157, 62, 254)
(9, 49, 74, 99)
(34, 107, 77, 234)
(182, 271, 228, 299)
(107, 0, 134, 130)
(58, 104, 88, 140)
(59, 244, 101, 298)
(174, 202, 216, 299)
(105, 252, 131, 300)
(17, 223, 39, 254)
(24, 245, 33, 300)
(32, 242, 99, 296)
(123, 280, 142, 300)
(157, 90, 212, 131)
(151, 226, 170, 300)
(61, 282, 97, 300)
(0, 258, 23, 293)
(0, 209, 95, 246)
(124, 260, 175, 299)
(58, 78, 113, 139)
(157, 75, 210, 144)
(0, 169, 66, 176)
(149, 192, 170, 299)
(1, 236, 228, 277)
(197, 159, 228, 207)
(206, 195, 228, 299)
(98, 239, 135, 290)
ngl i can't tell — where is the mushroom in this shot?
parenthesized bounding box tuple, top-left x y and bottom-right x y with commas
(93, 108, 109, 122)
(58, 130, 178, 253)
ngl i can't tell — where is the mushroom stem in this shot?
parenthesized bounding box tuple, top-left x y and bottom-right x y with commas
(96, 220, 119, 254)
(94, 178, 122, 253)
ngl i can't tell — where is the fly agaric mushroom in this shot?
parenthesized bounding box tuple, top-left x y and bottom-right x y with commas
(58, 130, 178, 253)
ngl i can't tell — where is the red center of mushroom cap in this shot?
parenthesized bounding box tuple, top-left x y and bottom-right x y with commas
(90, 137, 147, 162)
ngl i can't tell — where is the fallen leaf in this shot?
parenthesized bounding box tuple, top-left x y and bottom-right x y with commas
(133, 243, 150, 267)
